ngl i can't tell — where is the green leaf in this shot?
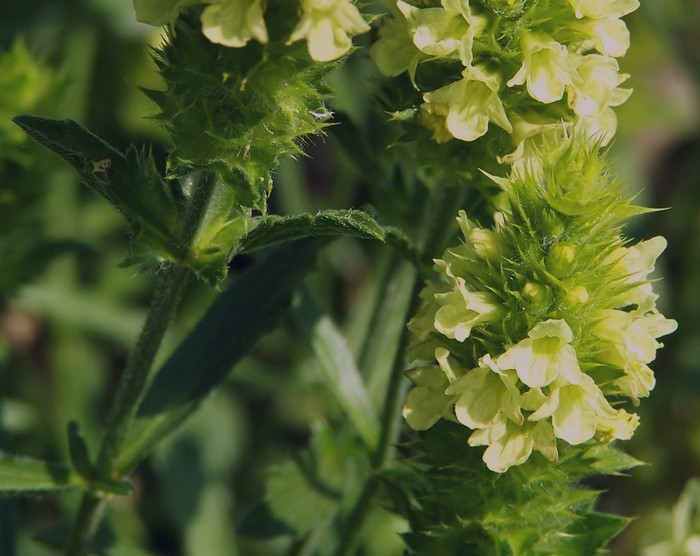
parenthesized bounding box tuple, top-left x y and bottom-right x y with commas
(116, 239, 323, 474)
(255, 459, 338, 538)
(35, 525, 157, 556)
(67, 421, 94, 479)
(237, 210, 386, 254)
(0, 453, 83, 496)
(583, 444, 644, 475)
(293, 287, 379, 451)
(565, 511, 631, 555)
(12, 116, 181, 269)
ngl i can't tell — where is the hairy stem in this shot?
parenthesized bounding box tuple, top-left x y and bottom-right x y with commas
(64, 170, 220, 556)
(332, 182, 457, 556)
(333, 266, 421, 556)
(64, 265, 189, 556)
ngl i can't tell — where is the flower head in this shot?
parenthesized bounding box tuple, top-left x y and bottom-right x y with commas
(403, 136, 674, 472)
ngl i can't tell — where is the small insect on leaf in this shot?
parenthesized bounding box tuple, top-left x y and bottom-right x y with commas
(90, 157, 114, 181)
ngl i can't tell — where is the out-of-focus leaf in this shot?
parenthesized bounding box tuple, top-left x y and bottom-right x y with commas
(67, 421, 94, 479)
(0, 454, 82, 495)
(247, 459, 338, 538)
(116, 239, 322, 473)
(293, 287, 379, 451)
(35, 526, 157, 556)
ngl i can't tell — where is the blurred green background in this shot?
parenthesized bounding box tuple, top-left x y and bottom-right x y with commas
(1, 1, 700, 554)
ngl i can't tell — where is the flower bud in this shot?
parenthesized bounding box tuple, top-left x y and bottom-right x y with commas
(547, 244, 576, 277)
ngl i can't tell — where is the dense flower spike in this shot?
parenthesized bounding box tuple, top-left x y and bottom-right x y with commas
(371, 0, 638, 161)
(404, 136, 677, 472)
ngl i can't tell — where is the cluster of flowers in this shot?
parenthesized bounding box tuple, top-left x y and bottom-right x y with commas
(403, 138, 677, 472)
(135, 0, 370, 62)
(371, 0, 639, 161)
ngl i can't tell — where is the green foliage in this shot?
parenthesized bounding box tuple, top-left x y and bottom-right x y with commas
(0, 1, 690, 555)
(0, 453, 82, 495)
(12, 116, 182, 270)
(117, 239, 322, 474)
(0, 40, 69, 296)
(293, 286, 380, 451)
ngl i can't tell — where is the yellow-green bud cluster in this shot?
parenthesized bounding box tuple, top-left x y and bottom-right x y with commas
(135, 0, 370, 62)
(403, 136, 677, 473)
(371, 0, 638, 162)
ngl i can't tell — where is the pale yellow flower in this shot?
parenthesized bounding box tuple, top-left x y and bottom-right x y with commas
(575, 18, 632, 58)
(421, 65, 512, 142)
(288, 0, 370, 62)
(433, 285, 502, 342)
(201, 0, 268, 47)
(592, 308, 677, 401)
(469, 419, 557, 473)
(568, 54, 631, 118)
(610, 237, 669, 307)
(447, 354, 523, 429)
(397, 0, 487, 66)
(507, 32, 580, 104)
(528, 373, 639, 444)
(370, 11, 424, 79)
(496, 319, 582, 388)
(403, 348, 464, 430)
(568, 0, 639, 20)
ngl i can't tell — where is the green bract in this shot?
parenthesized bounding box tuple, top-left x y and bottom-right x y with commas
(404, 135, 677, 473)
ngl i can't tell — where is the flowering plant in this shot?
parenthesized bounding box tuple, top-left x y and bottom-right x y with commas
(0, 0, 684, 554)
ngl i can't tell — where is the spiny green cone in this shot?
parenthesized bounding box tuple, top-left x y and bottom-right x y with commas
(404, 135, 677, 473)
(149, 8, 335, 204)
(142, 6, 343, 282)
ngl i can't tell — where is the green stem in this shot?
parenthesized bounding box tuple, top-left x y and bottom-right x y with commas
(332, 269, 422, 556)
(64, 265, 189, 556)
(95, 266, 190, 473)
(64, 170, 220, 556)
(332, 181, 461, 556)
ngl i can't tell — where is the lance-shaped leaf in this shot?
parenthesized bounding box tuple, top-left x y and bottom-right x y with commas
(293, 287, 380, 450)
(116, 239, 322, 473)
(0, 453, 83, 495)
(238, 210, 386, 254)
(236, 209, 420, 264)
(12, 115, 181, 268)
